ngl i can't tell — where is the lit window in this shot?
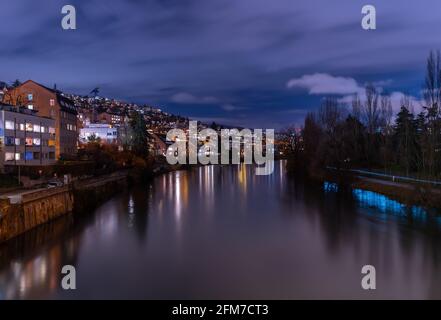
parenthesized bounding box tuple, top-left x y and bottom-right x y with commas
(33, 138, 41, 146)
(28, 94, 33, 101)
(5, 153, 14, 161)
(19, 123, 25, 131)
(15, 138, 20, 145)
(15, 153, 21, 161)
(33, 124, 40, 132)
(5, 120, 14, 130)
(26, 123, 33, 132)
(49, 127, 55, 134)
(50, 99, 55, 106)
(27, 104, 33, 110)
(25, 152, 33, 160)
(26, 137, 33, 146)
(41, 126, 46, 133)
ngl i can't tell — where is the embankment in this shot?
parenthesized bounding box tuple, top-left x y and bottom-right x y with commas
(0, 171, 128, 243)
(352, 177, 441, 209)
(318, 168, 441, 209)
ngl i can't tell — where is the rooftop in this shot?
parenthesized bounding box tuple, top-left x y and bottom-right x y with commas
(0, 102, 53, 120)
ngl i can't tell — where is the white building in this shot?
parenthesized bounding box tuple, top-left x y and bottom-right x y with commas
(79, 123, 118, 144)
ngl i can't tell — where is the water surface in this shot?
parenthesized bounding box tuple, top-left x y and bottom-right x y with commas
(1, 161, 441, 299)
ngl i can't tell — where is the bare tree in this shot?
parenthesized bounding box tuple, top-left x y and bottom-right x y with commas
(318, 97, 343, 134)
(422, 51, 441, 176)
(364, 84, 380, 134)
(424, 50, 441, 114)
(380, 93, 393, 134)
(352, 94, 362, 121)
(401, 95, 414, 113)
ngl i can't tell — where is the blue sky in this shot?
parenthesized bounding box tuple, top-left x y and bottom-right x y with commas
(1, 0, 440, 128)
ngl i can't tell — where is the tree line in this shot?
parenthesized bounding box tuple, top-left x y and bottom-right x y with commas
(285, 51, 441, 180)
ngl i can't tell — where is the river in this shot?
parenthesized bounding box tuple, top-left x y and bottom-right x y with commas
(1, 161, 441, 299)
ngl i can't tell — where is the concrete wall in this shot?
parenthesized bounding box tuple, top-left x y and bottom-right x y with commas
(0, 172, 128, 243)
(0, 186, 73, 243)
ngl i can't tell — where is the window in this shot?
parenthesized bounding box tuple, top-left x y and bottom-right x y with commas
(28, 93, 33, 101)
(26, 123, 33, 132)
(50, 99, 55, 106)
(48, 140, 56, 147)
(15, 153, 21, 161)
(15, 138, 21, 146)
(5, 136, 14, 146)
(19, 123, 25, 131)
(33, 124, 40, 133)
(25, 152, 33, 160)
(49, 152, 55, 160)
(49, 127, 55, 134)
(5, 120, 14, 130)
(50, 109, 55, 118)
(33, 152, 40, 160)
(40, 126, 46, 133)
(27, 104, 33, 110)
(5, 153, 14, 161)
(33, 138, 41, 146)
(26, 137, 33, 146)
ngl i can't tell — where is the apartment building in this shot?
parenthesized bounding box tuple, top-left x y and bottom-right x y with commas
(3, 80, 78, 159)
(0, 103, 56, 169)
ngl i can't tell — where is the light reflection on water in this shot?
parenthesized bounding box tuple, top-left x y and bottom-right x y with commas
(1, 162, 441, 299)
(323, 181, 441, 226)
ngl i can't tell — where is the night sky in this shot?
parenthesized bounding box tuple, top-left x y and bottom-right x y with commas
(1, 0, 440, 128)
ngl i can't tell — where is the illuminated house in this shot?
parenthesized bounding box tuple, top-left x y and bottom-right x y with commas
(3, 80, 78, 159)
(0, 103, 56, 170)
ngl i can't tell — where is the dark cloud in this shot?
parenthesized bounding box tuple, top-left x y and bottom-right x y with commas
(0, 0, 439, 127)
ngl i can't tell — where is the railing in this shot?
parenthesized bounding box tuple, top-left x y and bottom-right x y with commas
(327, 167, 441, 186)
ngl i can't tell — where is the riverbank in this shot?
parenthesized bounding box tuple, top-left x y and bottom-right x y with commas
(0, 159, 190, 244)
(316, 168, 441, 210)
(0, 171, 128, 243)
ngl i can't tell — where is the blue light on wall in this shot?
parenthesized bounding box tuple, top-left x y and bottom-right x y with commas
(323, 182, 338, 192)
